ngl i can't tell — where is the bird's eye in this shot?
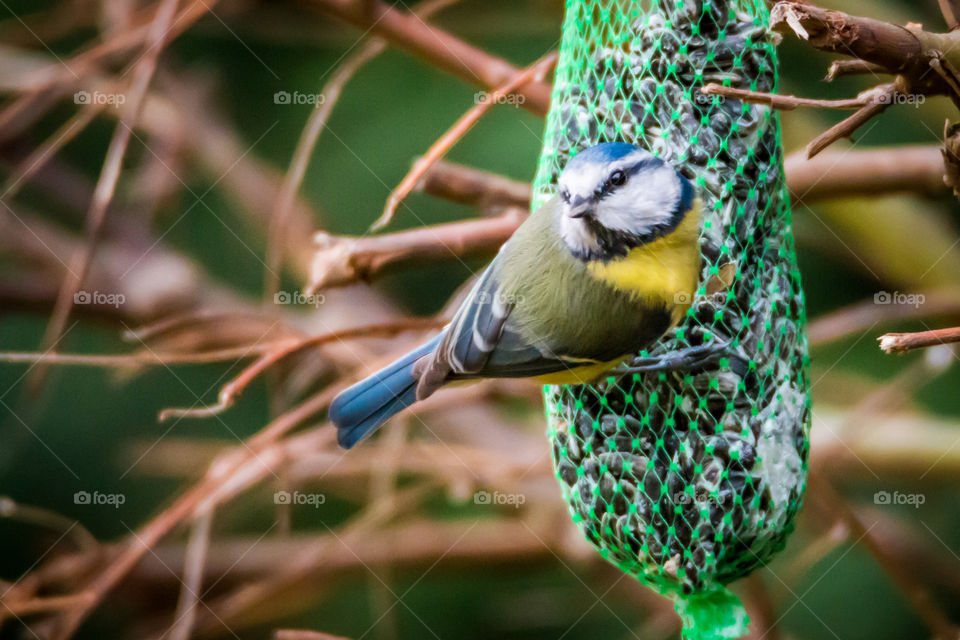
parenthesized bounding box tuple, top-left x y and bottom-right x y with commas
(608, 169, 627, 187)
(560, 189, 571, 203)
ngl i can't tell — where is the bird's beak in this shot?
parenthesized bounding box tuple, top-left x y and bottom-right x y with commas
(566, 197, 593, 219)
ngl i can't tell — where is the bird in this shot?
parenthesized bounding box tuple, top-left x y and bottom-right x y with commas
(330, 142, 705, 449)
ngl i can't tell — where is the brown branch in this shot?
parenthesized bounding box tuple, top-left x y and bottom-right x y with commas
(771, 2, 934, 78)
(308, 209, 525, 293)
(701, 83, 868, 110)
(825, 60, 888, 82)
(805, 87, 895, 158)
(809, 475, 960, 640)
(771, 2, 960, 157)
(940, 0, 960, 31)
(265, 38, 387, 297)
(304, 0, 552, 116)
(0, 497, 98, 552)
(373, 51, 556, 230)
(0, 345, 278, 368)
(807, 292, 960, 346)
(423, 143, 946, 215)
(49, 393, 342, 639)
(264, 0, 462, 298)
(878, 327, 960, 354)
(32, 0, 181, 395)
(703, 80, 905, 158)
(165, 509, 213, 640)
(303, 142, 952, 292)
(158, 318, 444, 421)
(0, 0, 219, 143)
(784, 145, 947, 200)
(1, 104, 103, 198)
(415, 159, 531, 210)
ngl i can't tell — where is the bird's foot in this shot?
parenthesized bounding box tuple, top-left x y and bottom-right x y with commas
(611, 340, 736, 376)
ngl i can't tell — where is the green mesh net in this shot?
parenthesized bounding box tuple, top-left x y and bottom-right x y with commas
(531, 1, 811, 638)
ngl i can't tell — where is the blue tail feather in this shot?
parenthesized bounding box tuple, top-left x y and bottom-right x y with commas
(329, 335, 441, 448)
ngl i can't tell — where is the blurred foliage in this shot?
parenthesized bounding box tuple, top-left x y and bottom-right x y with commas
(1, 0, 959, 639)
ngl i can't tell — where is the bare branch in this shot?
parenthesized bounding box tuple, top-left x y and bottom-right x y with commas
(305, 0, 552, 116)
(265, 0, 463, 298)
(33, 0, 182, 394)
(159, 319, 444, 421)
(785, 145, 946, 200)
(374, 51, 556, 230)
(939, 0, 960, 31)
(825, 60, 888, 81)
(49, 394, 341, 639)
(805, 86, 896, 158)
(415, 159, 531, 210)
(425, 144, 948, 215)
(878, 327, 960, 354)
(771, 3, 924, 74)
(309, 210, 524, 292)
(165, 509, 213, 640)
(701, 83, 868, 110)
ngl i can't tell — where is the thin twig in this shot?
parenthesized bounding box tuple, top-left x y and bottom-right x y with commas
(0, 345, 280, 367)
(372, 51, 556, 230)
(702, 81, 899, 158)
(49, 394, 341, 639)
(0, 496, 99, 552)
(159, 318, 445, 421)
(305, 0, 552, 115)
(309, 210, 525, 292)
(165, 509, 214, 640)
(825, 60, 888, 81)
(784, 145, 946, 200)
(939, 0, 960, 31)
(416, 159, 531, 210)
(878, 327, 960, 354)
(701, 83, 868, 110)
(124, 311, 286, 343)
(809, 475, 960, 639)
(1, 104, 103, 198)
(264, 0, 462, 299)
(806, 87, 896, 158)
(0, 0, 219, 142)
(32, 0, 182, 394)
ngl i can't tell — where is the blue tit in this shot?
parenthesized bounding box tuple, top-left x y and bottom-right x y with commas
(330, 142, 701, 448)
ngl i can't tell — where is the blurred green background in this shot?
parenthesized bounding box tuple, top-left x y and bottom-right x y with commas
(1, 1, 959, 638)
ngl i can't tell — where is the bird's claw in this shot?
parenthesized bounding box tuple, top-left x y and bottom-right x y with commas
(611, 339, 736, 376)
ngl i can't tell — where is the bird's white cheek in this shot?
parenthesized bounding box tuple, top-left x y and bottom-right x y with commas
(559, 216, 599, 254)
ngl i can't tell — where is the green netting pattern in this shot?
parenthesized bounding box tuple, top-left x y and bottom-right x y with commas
(531, 0, 811, 625)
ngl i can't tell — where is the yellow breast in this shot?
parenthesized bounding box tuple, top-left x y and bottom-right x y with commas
(586, 205, 700, 323)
